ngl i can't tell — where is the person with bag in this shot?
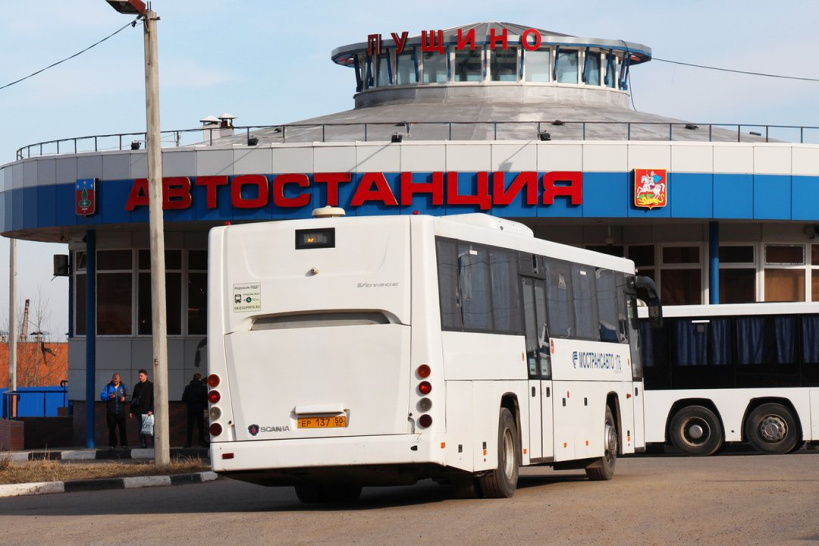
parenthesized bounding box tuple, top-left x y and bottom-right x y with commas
(182, 372, 208, 448)
(129, 369, 155, 449)
(100, 373, 128, 450)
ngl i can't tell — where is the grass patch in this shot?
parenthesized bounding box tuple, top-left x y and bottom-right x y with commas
(0, 454, 210, 485)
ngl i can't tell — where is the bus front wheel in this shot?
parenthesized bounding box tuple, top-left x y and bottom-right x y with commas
(478, 408, 519, 498)
(669, 406, 723, 456)
(745, 403, 799, 455)
(586, 406, 618, 481)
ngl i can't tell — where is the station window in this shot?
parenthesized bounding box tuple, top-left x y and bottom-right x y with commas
(555, 49, 579, 84)
(719, 245, 755, 304)
(812, 245, 819, 302)
(604, 53, 618, 88)
(490, 47, 517, 82)
(764, 244, 805, 302)
(628, 245, 655, 281)
(188, 250, 208, 336)
(97, 250, 133, 335)
(422, 50, 448, 83)
(376, 52, 391, 87)
(523, 49, 550, 82)
(395, 50, 417, 85)
(138, 249, 181, 336)
(660, 245, 702, 305)
(454, 48, 482, 82)
(583, 50, 601, 85)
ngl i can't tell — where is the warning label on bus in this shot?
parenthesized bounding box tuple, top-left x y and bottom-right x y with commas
(233, 282, 261, 312)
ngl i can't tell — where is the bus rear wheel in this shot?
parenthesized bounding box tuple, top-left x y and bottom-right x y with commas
(669, 406, 723, 456)
(586, 406, 617, 481)
(478, 408, 519, 498)
(745, 403, 798, 455)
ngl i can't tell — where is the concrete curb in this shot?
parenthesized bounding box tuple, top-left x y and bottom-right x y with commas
(0, 471, 218, 498)
(8, 447, 208, 462)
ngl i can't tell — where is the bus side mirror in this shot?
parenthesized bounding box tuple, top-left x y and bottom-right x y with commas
(634, 275, 663, 328)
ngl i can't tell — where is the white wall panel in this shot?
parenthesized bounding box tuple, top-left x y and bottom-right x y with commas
(233, 148, 273, 175)
(537, 143, 582, 171)
(12, 162, 23, 189)
(753, 145, 792, 175)
(22, 160, 37, 187)
(491, 143, 537, 171)
(129, 153, 148, 179)
(162, 150, 196, 177)
(77, 154, 103, 179)
(272, 146, 313, 173)
(713, 144, 753, 174)
(34, 158, 56, 187)
(355, 143, 401, 172)
(195, 149, 234, 176)
(401, 144, 445, 171)
(792, 146, 819, 176)
(582, 143, 627, 172)
(55, 157, 78, 184)
(102, 153, 132, 180)
(671, 144, 713, 173)
(446, 143, 491, 171)
(314, 145, 356, 173)
(168, 339, 186, 371)
(627, 144, 671, 171)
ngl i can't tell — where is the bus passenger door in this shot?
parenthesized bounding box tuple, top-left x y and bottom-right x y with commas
(521, 277, 554, 462)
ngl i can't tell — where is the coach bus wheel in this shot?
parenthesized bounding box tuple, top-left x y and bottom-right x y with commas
(586, 406, 618, 481)
(478, 408, 519, 498)
(745, 403, 798, 455)
(669, 406, 723, 456)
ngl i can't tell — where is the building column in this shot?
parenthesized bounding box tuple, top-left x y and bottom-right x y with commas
(85, 230, 96, 448)
(709, 221, 719, 305)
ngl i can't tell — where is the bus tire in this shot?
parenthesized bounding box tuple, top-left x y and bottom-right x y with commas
(478, 408, 519, 498)
(745, 403, 799, 455)
(294, 484, 325, 503)
(586, 406, 618, 481)
(669, 405, 723, 456)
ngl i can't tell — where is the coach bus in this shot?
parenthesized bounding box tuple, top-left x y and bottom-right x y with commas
(641, 302, 819, 456)
(206, 209, 661, 502)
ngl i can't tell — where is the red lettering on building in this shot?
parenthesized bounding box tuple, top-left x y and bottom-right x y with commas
(521, 28, 542, 51)
(421, 30, 445, 54)
(351, 172, 398, 206)
(367, 33, 381, 55)
(457, 28, 476, 51)
(272, 174, 310, 208)
(391, 32, 408, 54)
(195, 176, 229, 209)
(401, 172, 445, 206)
(162, 177, 192, 210)
(542, 171, 583, 205)
(231, 174, 269, 209)
(446, 172, 491, 210)
(489, 28, 508, 50)
(493, 172, 539, 206)
(313, 173, 352, 207)
(125, 178, 150, 211)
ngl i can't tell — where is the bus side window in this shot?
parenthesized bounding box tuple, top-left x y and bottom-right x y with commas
(436, 237, 462, 330)
(596, 268, 619, 343)
(545, 258, 574, 338)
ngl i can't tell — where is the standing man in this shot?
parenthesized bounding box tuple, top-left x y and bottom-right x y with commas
(100, 373, 128, 450)
(129, 369, 155, 449)
(182, 372, 208, 448)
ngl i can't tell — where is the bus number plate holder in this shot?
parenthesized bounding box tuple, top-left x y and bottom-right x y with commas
(298, 415, 347, 429)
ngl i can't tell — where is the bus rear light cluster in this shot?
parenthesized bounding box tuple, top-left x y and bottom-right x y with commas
(208, 373, 223, 438)
(415, 365, 433, 429)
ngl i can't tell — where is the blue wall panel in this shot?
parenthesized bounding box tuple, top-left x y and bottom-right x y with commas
(12, 186, 25, 230)
(100, 180, 133, 225)
(670, 173, 712, 218)
(792, 176, 819, 221)
(754, 175, 791, 220)
(582, 172, 628, 217)
(36, 185, 57, 229)
(713, 174, 753, 219)
(54, 183, 77, 229)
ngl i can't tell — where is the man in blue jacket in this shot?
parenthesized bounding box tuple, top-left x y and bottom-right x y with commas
(100, 373, 128, 449)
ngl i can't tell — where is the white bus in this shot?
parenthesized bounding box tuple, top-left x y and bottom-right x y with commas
(641, 302, 819, 456)
(206, 210, 661, 502)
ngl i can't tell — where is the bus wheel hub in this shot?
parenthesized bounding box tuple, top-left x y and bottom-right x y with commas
(759, 416, 787, 442)
(687, 424, 704, 440)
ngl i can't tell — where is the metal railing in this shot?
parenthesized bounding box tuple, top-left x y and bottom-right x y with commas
(15, 121, 819, 160)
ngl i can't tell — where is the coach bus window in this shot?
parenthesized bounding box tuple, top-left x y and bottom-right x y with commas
(490, 249, 522, 333)
(545, 259, 575, 338)
(596, 269, 619, 342)
(572, 264, 598, 340)
(455, 48, 482, 82)
(396, 51, 417, 85)
(458, 243, 492, 331)
(490, 47, 517, 81)
(436, 238, 462, 330)
(422, 50, 448, 84)
(523, 49, 550, 82)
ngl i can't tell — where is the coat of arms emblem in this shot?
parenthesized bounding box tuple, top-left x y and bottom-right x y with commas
(634, 169, 667, 209)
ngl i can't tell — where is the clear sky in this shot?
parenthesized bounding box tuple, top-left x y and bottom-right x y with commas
(1, 0, 818, 340)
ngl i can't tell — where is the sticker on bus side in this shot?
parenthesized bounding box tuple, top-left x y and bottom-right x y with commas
(233, 282, 261, 312)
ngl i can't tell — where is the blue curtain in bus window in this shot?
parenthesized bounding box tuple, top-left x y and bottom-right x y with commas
(802, 315, 819, 364)
(436, 238, 462, 330)
(708, 319, 731, 366)
(490, 249, 522, 334)
(545, 259, 575, 338)
(595, 269, 618, 342)
(458, 243, 492, 330)
(773, 316, 796, 364)
(735, 317, 767, 365)
(673, 320, 708, 366)
(639, 320, 655, 367)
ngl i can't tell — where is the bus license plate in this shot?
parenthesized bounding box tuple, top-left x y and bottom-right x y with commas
(298, 415, 347, 429)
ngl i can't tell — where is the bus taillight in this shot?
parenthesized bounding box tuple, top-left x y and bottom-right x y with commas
(207, 374, 221, 388)
(208, 390, 221, 404)
(417, 364, 431, 378)
(418, 381, 432, 395)
(210, 423, 223, 437)
(418, 415, 432, 428)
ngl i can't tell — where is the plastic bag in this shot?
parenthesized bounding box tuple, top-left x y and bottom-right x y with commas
(140, 414, 154, 436)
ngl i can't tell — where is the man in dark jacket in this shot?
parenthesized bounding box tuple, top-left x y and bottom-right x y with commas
(129, 369, 154, 448)
(182, 373, 208, 447)
(100, 373, 128, 450)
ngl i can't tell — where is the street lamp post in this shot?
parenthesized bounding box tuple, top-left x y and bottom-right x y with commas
(105, 0, 169, 470)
